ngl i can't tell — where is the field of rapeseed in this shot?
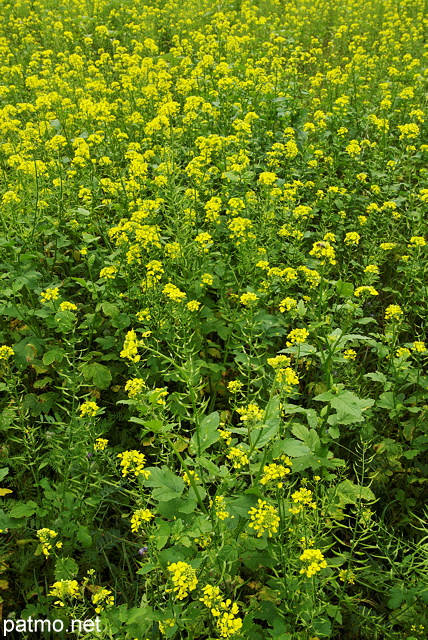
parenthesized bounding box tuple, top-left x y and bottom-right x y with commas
(0, 0, 427, 637)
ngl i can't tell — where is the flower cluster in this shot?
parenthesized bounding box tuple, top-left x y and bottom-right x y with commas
(226, 446, 250, 469)
(125, 378, 146, 398)
(79, 401, 99, 418)
(49, 580, 80, 607)
(37, 528, 62, 557)
(40, 287, 60, 303)
(130, 508, 154, 533)
(167, 561, 198, 600)
(117, 450, 151, 480)
(260, 461, 292, 488)
(248, 499, 280, 537)
(289, 487, 317, 514)
(0, 346, 14, 360)
(92, 588, 114, 613)
(200, 586, 243, 638)
(120, 329, 141, 363)
(210, 495, 231, 520)
(299, 548, 327, 577)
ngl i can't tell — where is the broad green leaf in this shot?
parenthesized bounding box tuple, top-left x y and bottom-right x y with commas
(81, 362, 112, 389)
(190, 411, 220, 455)
(54, 557, 79, 581)
(144, 466, 185, 502)
(335, 480, 375, 506)
(43, 348, 65, 365)
(0, 468, 8, 482)
(250, 423, 278, 449)
(9, 501, 37, 519)
(77, 525, 92, 548)
(274, 438, 310, 457)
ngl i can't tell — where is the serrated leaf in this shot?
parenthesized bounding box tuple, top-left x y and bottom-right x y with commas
(144, 466, 184, 502)
(54, 557, 79, 581)
(77, 525, 92, 548)
(335, 480, 376, 506)
(81, 362, 112, 390)
(250, 422, 279, 449)
(9, 501, 37, 518)
(276, 438, 310, 457)
(190, 412, 220, 455)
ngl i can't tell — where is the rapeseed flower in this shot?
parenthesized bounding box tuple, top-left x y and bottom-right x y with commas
(0, 346, 14, 359)
(117, 450, 150, 480)
(286, 328, 309, 346)
(130, 508, 154, 533)
(80, 401, 99, 418)
(248, 499, 280, 537)
(385, 304, 403, 321)
(167, 561, 198, 599)
(299, 548, 327, 577)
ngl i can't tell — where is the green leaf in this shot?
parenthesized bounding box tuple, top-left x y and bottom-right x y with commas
(336, 280, 354, 298)
(388, 586, 404, 610)
(144, 466, 185, 502)
(54, 310, 76, 332)
(0, 468, 8, 483)
(54, 557, 79, 580)
(190, 412, 220, 455)
(81, 362, 112, 390)
(77, 525, 92, 548)
(136, 563, 157, 575)
(43, 348, 65, 365)
(9, 500, 37, 519)
(250, 423, 279, 449)
(335, 480, 376, 506)
(274, 438, 310, 457)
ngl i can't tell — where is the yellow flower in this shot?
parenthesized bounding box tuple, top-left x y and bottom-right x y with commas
(240, 292, 258, 306)
(49, 579, 80, 606)
(186, 300, 201, 311)
(59, 301, 77, 311)
(117, 450, 150, 480)
(343, 349, 356, 360)
(408, 236, 426, 247)
(309, 240, 336, 265)
(37, 528, 59, 557)
(201, 273, 214, 286)
(344, 232, 361, 245)
(227, 380, 243, 392)
(227, 446, 249, 469)
(80, 401, 99, 418)
(210, 495, 231, 520)
(0, 346, 14, 360)
(92, 588, 114, 613)
(236, 403, 263, 422)
(289, 487, 316, 514)
(248, 499, 280, 537)
(40, 287, 60, 303)
(167, 561, 198, 600)
(125, 378, 146, 398)
(385, 304, 403, 321)
(354, 286, 379, 297)
(412, 341, 426, 353)
(99, 265, 118, 279)
(260, 462, 291, 488)
(120, 329, 141, 363)
(286, 328, 309, 346)
(162, 283, 186, 302)
(279, 297, 297, 312)
(183, 469, 200, 485)
(94, 438, 108, 451)
(130, 508, 154, 533)
(299, 549, 327, 577)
